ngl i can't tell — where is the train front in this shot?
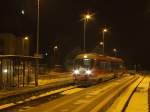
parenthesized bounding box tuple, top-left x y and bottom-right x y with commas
(72, 55, 94, 84)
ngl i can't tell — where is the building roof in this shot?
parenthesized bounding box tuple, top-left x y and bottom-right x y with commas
(0, 55, 42, 59)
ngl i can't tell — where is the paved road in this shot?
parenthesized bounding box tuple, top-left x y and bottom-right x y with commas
(21, 76, 134, 112)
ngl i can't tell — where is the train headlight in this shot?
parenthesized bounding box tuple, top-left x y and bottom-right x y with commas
(86, 70, 92, 75)
(74, 70, 80, 74)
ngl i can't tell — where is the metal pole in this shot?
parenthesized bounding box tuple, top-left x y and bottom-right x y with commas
(102, 31, 105, 70)
(115, 51, 117, 57)
(54, 47, 58, 67)
(6, 60, 9, 87)
(23, 61, 25, 87)
(37, 0, 40, 55)
(17, 60, 20, 88)
(12, 59, 15, 87)
(27, 61, 30, 85)
(0, 59, 2, 89)
(83, 19, 86, 52)
(54, 48, 56, 67)
(102, 31, 105, 55)
(35, 0, 40, 87)
(9, 60, 12, 87)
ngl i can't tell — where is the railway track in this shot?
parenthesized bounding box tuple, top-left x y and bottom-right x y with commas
(0, 75, 139, 112)
(0, 81, 74, 111)
(22, 76, 139, 112)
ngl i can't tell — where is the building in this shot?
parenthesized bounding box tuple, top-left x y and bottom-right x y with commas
(0, 33, 29, 55)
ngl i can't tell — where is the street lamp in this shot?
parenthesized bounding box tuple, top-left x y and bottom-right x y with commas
(54, 46, 58, 67)
(113, 48, 117, 56)
(24, 36, 29, 40)
(83, 13, 92, 51)
(34, 0, 40, 87)
(54, 46, 58, 49)
(23, 36, 29, 56)
(100, 42, 103, 46)
(102, 28, 108, 55)
(36, 0, 40, 55)
(21, 10, 25, 15)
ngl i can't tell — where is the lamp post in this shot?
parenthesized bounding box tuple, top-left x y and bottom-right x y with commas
(99, 42, 104, 54)
(54, 46, 58, 67)
(21, 10, 25, 15)
(113, 48, 117, 56)
(83, 14, 92, 52)
(102, 28, 108, 55)
(23, 36, 29, 56)
(35, 0, 40, 87)
(36, 0, 40, 55)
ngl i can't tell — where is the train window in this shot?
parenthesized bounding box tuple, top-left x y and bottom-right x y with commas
(96, 61, 105, 70)
(111, 62, 123, 70)
(74, 59, 94, 69)
(95, 61, 112, 71)
(105, 62, 112, 71)
(100, 62, 105, 70)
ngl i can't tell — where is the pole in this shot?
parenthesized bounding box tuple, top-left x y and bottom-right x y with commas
(37, 0, 40, 55)
(83, 19, 86, 52)
(23, 39, 24, 55)
(35, 0, 40, 86)
(23, 61, 25, 87)
(54, 47, 58, 67)
(0, 59, 2, 89)
(54, 47, 56, 67)
(102, 31, 105, 55)
(115, 51, 117, 57)
(115, 52, 116, 56)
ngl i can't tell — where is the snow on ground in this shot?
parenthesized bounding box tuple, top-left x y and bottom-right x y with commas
(125, 76, 150, 112)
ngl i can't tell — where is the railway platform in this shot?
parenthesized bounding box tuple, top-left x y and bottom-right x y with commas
(107, 75, 150, 112)
(125, 76, 150, 112)
(0, 71, 72, 100)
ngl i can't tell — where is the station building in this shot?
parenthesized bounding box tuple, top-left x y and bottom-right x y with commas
(0, 33, 40, 89)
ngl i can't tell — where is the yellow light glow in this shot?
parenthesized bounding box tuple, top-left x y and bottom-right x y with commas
(83, 13, 92, 21)
(3, 69, 8, 73)
(24, 37, 29, 40)
(100, 42, 103, 45)
(103, 28, 108, 32)
(85, 14, 91, 19)
(84, 55, 88, 58)
(113, 48, 117, 52)
(21, 10, 25, 15)
(54, 46, 58, 49)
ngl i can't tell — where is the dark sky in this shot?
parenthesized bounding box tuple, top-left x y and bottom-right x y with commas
(0, 0, 150, 69)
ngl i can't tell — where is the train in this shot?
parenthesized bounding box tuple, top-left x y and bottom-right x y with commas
(72, 53, 125, 85)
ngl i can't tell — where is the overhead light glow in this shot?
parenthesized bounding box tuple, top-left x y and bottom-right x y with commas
(3, 69, 8, 73)
(45, 53, 48, 56)
(24, 36, 29, 40)
(54, 46, 58, 49)
(113, 48, 117, 52)
(84, 55, 88, 58)
(100, 42, 103, 45)
(103, 28, 108, 32)
(21, 10, 25, 15)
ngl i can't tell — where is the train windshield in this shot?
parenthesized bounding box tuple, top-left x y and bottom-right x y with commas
(74, 59, 94, 69)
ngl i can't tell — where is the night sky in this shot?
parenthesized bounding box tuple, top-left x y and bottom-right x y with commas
(0, 0, 150, 69)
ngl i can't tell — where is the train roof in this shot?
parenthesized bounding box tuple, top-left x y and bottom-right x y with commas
(75, 53, 123, 63)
